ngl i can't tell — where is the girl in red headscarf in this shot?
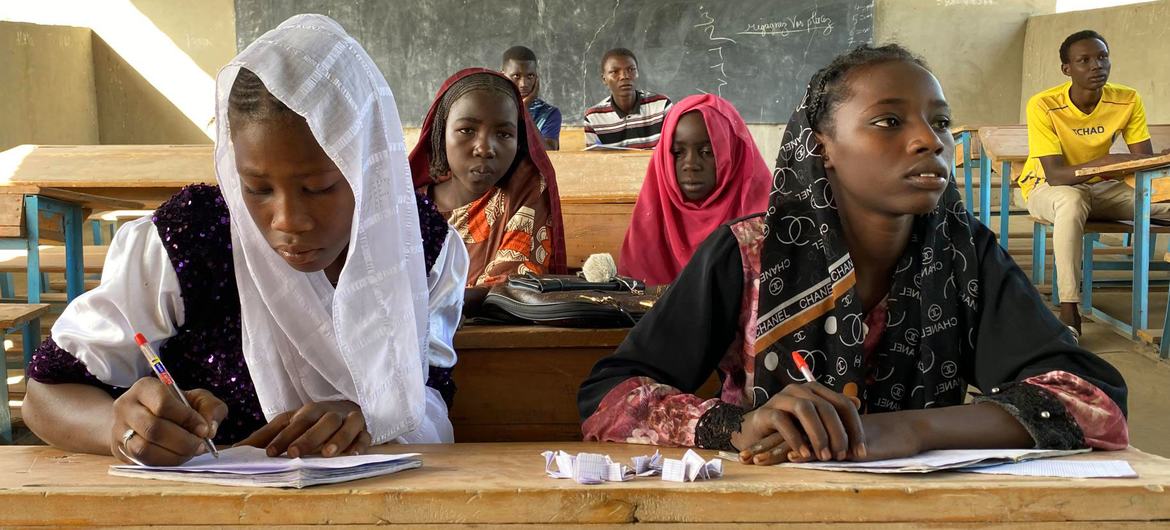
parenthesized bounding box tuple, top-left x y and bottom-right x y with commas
(618, 94, 771, 286)
(410, 68, 567, 287)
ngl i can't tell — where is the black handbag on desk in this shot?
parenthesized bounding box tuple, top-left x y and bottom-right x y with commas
(481, 273, 660, 328)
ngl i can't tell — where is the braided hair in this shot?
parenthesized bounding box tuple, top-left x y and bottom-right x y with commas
(806, 44, 928, 136)
(428, 72, 526, 179)
(227, 67, 299, 127)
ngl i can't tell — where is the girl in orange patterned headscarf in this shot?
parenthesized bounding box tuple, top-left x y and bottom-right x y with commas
(410, 68, 567, 286)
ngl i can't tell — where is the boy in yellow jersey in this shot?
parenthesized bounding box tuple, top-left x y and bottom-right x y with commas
(1021, 30, 1170, 337)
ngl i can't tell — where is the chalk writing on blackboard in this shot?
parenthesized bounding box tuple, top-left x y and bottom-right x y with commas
(738, 11, 834, 37)
(694, 6, 737, 96)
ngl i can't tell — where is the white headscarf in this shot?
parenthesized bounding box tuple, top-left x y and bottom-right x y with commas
(214, 15, 429, 444)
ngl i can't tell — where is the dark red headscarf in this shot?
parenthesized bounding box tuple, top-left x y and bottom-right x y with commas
(619, 94, 771, 285)
(409, 67, 567, 278)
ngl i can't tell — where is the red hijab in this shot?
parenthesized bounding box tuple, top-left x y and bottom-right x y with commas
(619, 94, 770, 285)
(409, 68, 567, 278)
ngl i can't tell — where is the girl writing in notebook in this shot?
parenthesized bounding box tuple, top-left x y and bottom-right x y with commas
(619, 94, 771, 286)
(578, 45, 1129, 463)
(409, 68, 568, 288)
(23, 15, 467, 466)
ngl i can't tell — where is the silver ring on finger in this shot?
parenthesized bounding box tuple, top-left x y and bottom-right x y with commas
(121, 428, 136, 446)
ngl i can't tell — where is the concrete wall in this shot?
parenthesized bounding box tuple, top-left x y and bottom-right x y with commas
(91, 0, 235, 144)
(1021, 0, 1170, 123)
(0, 22, 99, 151)
(874, 0, 1056, 127)
(1, 0, 235, 146)
(129, 0, 236, 79)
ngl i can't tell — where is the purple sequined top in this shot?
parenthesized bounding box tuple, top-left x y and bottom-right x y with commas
(27, 184, 453, 445)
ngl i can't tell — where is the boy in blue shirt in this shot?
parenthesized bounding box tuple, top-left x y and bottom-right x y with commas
(502, 45, 561, 150)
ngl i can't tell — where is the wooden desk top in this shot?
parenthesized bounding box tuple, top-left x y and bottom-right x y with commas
(0, 303, 50, 329)
(0, 145, 649, 198)
(0, 145, 212, 189)
(977, 125, 1029, 163)
(454, 324, 629, 350)
(1, 443, 1168, 526)
(950, 125, 982, 135)
(1076, 153, 1170, 180)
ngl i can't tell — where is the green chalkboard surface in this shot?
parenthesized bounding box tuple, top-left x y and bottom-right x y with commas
(235, 0, 874, 125)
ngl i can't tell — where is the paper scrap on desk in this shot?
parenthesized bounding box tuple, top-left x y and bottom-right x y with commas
(958, 459, 1137, 478)
(782, 448, 1088, 474)
(542, 450, 662, 484)
(661, 449, 723, 483)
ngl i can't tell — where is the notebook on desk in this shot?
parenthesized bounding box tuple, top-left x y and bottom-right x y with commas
(109, 446, 422, 488)
(782, 448, 1089, 474)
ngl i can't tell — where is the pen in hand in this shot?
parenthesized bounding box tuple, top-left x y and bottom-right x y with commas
(134, 333, 220, 458)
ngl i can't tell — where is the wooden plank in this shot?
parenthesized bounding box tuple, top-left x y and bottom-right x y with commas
(0, 304, 51, 328)
(0, 144, 212, 189)
(1029, 217, 1170, 234)
(453, 325, 628, 350)
(977, 126, 1029, 163)
(0, 245, 109, 274)
(553, 151, 650, 199)
(560, 126, 587, 151)
(0, 195, 23, 238)
(1075, 153, 1170, 180)
(0, 444, 1168, 526)
(33, 188, 144, 211)
(561, 202, 635, 267)
(449, 325, 715, 442)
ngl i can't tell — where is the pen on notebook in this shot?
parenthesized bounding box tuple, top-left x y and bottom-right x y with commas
(133, 332, 219, 458)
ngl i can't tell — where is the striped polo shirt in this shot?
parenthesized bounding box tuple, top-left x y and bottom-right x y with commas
(583, 90, 672, 149)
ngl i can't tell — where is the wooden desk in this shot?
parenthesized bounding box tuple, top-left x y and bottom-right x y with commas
(1075, 154, 1170, 339)
(449, 325, 629, 442)
(977, 125, 1170, 248)
(1, 144, 651, 269)
(951, 125, 986, 219)
(1, 443, 1168, 526)
(0, 303, 50, 444)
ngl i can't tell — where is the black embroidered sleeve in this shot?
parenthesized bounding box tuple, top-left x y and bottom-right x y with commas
(974, 382, 1085, 450)
(695, 402, 747, 451)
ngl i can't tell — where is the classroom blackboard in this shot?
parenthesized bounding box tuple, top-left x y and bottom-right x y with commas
(235, 0, 874, 125)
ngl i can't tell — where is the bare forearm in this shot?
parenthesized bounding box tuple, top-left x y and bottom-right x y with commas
(23, 380, 116, 455)
(899, 402, 1033, 451)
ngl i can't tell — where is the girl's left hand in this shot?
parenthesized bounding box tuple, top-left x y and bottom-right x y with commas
(745, 411, 924, 465)
(235, 401, 371, 458)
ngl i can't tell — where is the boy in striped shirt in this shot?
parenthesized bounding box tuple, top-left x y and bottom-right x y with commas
(583, 48, 672, 149)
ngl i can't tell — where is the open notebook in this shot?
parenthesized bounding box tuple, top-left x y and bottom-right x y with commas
(109, 446, 422, 488)
(782, 448, 1092, 474)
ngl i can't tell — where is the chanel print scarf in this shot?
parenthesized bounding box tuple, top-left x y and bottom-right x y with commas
(750, 80, 981, 413)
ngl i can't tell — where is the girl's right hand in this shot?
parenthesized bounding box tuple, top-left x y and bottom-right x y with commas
(731, 382, 865, 465)
(110, 377, 227, 466)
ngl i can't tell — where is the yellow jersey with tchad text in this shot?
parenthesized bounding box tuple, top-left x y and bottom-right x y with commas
(1019, 81, 1150, 200)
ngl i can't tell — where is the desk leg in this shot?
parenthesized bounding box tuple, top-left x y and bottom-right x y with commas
(980, 154, 993, 228)
(982, 160, 994, 228)
(1082, 234, 1096, 313)
(22, 197, 42, 366)
(1001, 160, 1010, 246)
(90, 220, 104, 246)
(0, 273, 11, 299)
(999, 161, 1011, 249)
(961, 132, 974, 211)
(0, 329, 9, 444)
(64, 205, 83, 301)
(1032, 222, 1045, 285)
(1133, 171, 1156, 337)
